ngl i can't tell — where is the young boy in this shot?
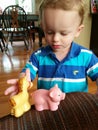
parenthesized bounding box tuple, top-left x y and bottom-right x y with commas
(5, 0, 98, 97)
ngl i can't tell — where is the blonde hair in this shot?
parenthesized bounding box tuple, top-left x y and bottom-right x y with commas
(39, 0, 86, 24)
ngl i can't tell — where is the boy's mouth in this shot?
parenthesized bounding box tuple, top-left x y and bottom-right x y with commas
(52, 45, 60, 49)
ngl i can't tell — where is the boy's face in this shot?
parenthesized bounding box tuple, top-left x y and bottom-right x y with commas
(42, 8, 84, 53)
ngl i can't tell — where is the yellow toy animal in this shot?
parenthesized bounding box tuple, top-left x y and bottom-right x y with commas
(10, 76, 33, 117)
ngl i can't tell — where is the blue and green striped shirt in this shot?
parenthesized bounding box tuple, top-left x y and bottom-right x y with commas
(22, 42, 98, 93)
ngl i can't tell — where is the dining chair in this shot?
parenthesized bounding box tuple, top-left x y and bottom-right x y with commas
(0, 16, 6, 52)
(2, 5, 30, 50)
(0, 31, 6, 52)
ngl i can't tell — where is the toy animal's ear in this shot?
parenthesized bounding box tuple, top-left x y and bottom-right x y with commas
(49, 84, 58, 98)
(49, 91, 54, 98)
(54, 84, 58, 89)
(52, 84, 58, 92)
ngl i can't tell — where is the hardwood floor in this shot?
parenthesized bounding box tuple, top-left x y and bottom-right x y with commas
(0, 39, 97, 118)
(0, 39, 41, 118)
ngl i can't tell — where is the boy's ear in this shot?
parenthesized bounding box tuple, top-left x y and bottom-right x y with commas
(75, 24, 84, 37)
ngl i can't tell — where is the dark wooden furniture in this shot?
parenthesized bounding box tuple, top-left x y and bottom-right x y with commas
(90, 14, 98, 56)
(27, 14, 44, 47)
(0, 31, 6, 52)
(0, 92, 98, 130)
(0, 15, 6, 52)
(0, 12, 43, 49)
(0, 13, 39, 22)
(2, 5, 29, 50)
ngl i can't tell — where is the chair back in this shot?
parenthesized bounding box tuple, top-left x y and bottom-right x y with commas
(1, 5, 30, 50)
(2, 5, 27, 32)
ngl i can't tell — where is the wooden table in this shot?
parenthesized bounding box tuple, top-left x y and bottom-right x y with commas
(0, 13, 39, 22)
(26, 14, 39, 22)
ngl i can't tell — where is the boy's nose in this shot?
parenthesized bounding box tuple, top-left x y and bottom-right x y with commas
(52, 33, 60, 42)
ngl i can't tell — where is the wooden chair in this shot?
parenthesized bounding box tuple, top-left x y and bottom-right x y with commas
(0, 31, 6, 52)
(2, 5, 30, 50)
(0, 15, 6, 52)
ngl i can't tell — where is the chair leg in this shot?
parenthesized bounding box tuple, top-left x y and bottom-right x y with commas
(10, 32, 13, 46)
(32, 33, 35, 42)
(2, 35, 8, 51)
(38, 33, 42, 47)
(24, 40, 29, 50)
(1, 40, 5, 47)
(0, 33, 7, 52)
(38, 27, 44, 47)
(0, 41, 4, 52)
(24, 33, 30, 50)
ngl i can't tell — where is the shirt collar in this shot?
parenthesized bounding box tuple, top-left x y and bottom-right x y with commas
(67, 42, 81, 59)
(41, 45, 54, 56)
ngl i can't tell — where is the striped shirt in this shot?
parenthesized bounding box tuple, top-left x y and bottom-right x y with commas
(22, 42, 98, 93)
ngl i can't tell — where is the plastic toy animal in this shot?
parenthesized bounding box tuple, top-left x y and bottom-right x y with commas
(10, 76, 33, 117)
(31, 84, 65, 111)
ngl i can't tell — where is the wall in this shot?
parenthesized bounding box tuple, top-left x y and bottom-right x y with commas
(36, 0, 92, 49)
(35, 0, 41, 14)
(74, 0, 92, 48)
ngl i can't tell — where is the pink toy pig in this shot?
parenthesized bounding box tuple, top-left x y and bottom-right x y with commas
(31, 84, 65, 111)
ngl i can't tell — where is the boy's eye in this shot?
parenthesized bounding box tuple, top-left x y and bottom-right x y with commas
(47, 31, 54, 35)
(61, 32, 67, 36)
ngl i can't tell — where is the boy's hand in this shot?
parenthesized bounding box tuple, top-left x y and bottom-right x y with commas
(4, 79, 19, 97)
(4, 69, 31, 97)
